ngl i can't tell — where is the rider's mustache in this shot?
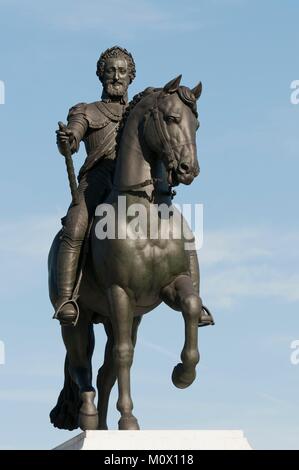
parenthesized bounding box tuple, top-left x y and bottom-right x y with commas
(106, 79, 125, 86)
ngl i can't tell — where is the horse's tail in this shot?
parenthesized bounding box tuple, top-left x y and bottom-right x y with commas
(50, 355, 81, 431)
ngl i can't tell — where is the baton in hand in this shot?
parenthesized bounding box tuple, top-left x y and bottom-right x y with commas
(58, 121, 79, 206)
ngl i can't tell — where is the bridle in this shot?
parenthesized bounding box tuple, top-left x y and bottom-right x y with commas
(146, 91, 178, 172)
(116, 90, 195, 201)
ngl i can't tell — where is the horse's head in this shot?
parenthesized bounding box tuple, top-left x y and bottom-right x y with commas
(143, 75, 202, 186)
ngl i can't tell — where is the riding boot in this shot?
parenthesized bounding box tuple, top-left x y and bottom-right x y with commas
(54, 235, 83, 326)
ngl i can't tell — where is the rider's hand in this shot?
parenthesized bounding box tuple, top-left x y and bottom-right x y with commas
(56, 121, 75, 157)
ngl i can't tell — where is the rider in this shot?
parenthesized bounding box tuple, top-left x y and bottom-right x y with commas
(54, 46, 136, 326)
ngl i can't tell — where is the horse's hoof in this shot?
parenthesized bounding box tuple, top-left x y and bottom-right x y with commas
(118, 416, 140, 430)
(172, 363, 196, 389)
(78, 391, 98, 430)
(79, 411, 99, 431)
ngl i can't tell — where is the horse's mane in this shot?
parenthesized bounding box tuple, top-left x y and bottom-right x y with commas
(121, 87, 160, 129)
(116, 87, 159, 149)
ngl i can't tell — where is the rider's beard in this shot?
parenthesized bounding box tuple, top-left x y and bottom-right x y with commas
(105, 81, 128, 98)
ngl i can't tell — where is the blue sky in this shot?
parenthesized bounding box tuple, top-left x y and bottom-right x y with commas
(0, 0, 299, 450)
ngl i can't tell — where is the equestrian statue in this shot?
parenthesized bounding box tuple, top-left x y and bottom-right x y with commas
(48, 46, 214, 431)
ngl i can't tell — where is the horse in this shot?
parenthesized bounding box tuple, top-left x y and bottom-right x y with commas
(48, 75, 214, 432)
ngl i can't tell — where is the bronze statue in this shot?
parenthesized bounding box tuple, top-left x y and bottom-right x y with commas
(49, 53, 214, 431)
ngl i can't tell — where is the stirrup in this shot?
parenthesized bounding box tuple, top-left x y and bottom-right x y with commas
(53, 299, 80, 327)
(198, 305, 215, 327)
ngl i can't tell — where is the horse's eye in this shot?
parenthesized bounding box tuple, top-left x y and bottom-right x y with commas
(165, 115, 179, 124)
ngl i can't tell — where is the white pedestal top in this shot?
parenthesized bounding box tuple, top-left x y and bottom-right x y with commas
(54, 430, 252, 450)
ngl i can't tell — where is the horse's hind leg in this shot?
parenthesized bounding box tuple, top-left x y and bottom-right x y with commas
(161, 275, 201, 389)
(107, 285, 139, 430)
(62, 312, 98, 430)
(97, 316, 142, 430)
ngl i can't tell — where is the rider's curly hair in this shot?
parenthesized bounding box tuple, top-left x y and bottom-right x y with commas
(96, 46, 136, 84)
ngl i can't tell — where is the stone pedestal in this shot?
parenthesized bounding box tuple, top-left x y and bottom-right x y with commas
(54, 430, 252, 450)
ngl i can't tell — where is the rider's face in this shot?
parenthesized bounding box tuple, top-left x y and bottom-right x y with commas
(103, 58, 130, 98)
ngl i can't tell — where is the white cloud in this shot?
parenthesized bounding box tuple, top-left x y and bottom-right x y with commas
(0, 214, 61, 295)
(0, 0, 201, 34)
(139, 336, 177, 360)
(209, 0, 248, 6)
(203, 265, 299, 309)
(257, 392, 291, 408)
(0, 214, 60, 258)
(199, 227, 299, 309)
(200, 227, 273, 266)
(0, 388, 57, 403)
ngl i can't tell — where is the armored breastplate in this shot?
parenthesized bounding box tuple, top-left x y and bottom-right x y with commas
(83, 120, 120, 161)
(78, 101, 126, 177)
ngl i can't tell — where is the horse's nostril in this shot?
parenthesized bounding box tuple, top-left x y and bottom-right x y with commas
(179, 162, 190, 174)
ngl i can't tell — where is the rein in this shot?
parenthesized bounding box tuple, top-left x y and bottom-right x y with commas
(115, 177, 176, 203)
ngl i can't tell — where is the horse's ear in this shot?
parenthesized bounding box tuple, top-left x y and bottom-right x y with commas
(163, 75, 182, 94)
(191, 82, 202, 100)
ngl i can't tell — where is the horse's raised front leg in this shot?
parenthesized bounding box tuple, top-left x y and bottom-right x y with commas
(107, 285, 139, 430)
(161, 275, 201, 389)
(97, 316, 142, 430)
(62, 312, 98, 430)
